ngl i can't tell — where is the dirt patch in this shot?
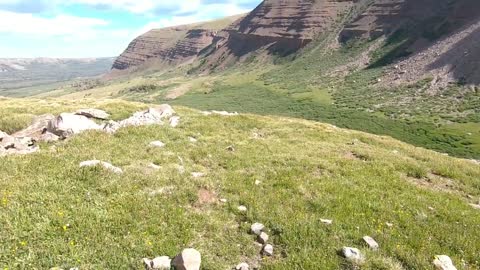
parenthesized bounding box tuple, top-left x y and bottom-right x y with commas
(196, 188, 218, 207)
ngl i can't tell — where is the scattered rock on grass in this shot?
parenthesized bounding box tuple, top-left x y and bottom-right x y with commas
(362, 236, 379, 250)
(150, 141, 166, 148)
(170, 116, 180, 127)
(148, 163, 161, 170)
(262, 244, 274, 256)
(433, 255, 457, 270)
(79, 160, 123, 174)
(48, 113, 101, 137)
(341, 247, 364, 263)
(238, 205, 247, 212)
(188, 137, 198, 143)
(251, 223, 265, 235)
(172, 248, 201, 270)
(320, 219, 333, 225)
(257, 232, 269, 244)
(143, 256, 171, 270)
(191, 172, 205, 178)
(235, 262, 249, 270)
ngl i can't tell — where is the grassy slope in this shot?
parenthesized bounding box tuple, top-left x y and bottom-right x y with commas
(1, 98, 480, 269)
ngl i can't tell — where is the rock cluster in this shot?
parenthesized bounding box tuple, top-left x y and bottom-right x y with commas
(0, 105, 178, 157)
(144, 248, 201, 270)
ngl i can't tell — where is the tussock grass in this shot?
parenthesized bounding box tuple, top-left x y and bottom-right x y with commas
(1, 99, 479, 269)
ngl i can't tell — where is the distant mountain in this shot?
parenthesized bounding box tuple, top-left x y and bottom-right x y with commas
(0, 57, 114, 93)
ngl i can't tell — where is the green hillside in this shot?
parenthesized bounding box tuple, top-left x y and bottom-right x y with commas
(0, 98, 479, 269)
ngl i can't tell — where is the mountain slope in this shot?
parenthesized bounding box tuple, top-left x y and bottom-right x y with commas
(111, 15, 244, 72)
(1, 98, 479, 269)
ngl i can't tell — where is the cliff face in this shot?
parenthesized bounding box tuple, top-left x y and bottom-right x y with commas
(111, 15, 243, 71)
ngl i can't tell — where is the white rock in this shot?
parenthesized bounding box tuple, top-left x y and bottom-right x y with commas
(118, 105, 174, 128)
(255, 180, 262, 185)
(13, 114, 55, 141)
(102, 120, 121, 134)
(238, 205, 247, 212)
(172, 248, 201, 270)
(362, 236, 379, 250)
(143, 256, 171, 270)
(191, 172, 205, 178)
(251, 223, 265, 235)
(79, 160, 123, 174)
(75, 108, 110, 120)
(169, 116, 181, 127)
(342, 247, 364, 263)
(219, 198, 227, 203)
(48, 113, 101, 137)
(188, 137, 198, 143)
(386, 222, 394, 227)
(320, 219, 333, 225)
(150, 141, 166, 148)
(202, 110, 239, 116)
(433, 255, 457, 270)
(148, 163, 161, 170)
(262, 244, 273, 256)
(257, 232, 269, 244)
(236, 262, 249, 270)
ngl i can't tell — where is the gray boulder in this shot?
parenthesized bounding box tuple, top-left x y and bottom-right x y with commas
(75, 109, 110, 120)
(341, 247, 364, 263)
(48, 113, 101, 137)
(143, 256, 171, 270)
(13, 114, 55, 141)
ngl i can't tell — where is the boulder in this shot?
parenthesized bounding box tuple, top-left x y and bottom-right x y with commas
(172, 248, 201, 270)
(151, 104, 175, 118)
(434, 255, 457, 270)
(48, 113, 101, 137)
(79, 160, 123, 174)
(102, 120, 121, 134)
(362, 236, 379, 250)
(75, 109, 110, 120)
(143, 256, 171, 270)
(1, 136, 38, 156)
(119, 107, 170, 128)
(257, 232, 269, 244)
(0, 130, 9, 140)
(341, 247, 364, 263)
(238, 205, 247, 212)
(12, 114, 55, 141)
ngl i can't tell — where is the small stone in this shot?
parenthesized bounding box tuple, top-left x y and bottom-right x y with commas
(188, 137, 197, 143)
(169, 116, 180, 127)
(143, 256, 171, 270)
(262, 244, 274, 256)
(191, 172, 205, 178)
(257, 232, 269, 244)
(386, 222, 394, 227)
(341, 247, 364, 263)
(148, 163, 161, 170)
(251, 223, 265, 235)
(172, 248, 201, 270)
(362, 236, 379, 250)
(226, 145, 235, 152)
(80, 160, 123, 174)
(433, 255, 457, 270)
(255, 180, 262, 186)
(150, 141, 165, 148)
(235, 262, 249, 270)
(238, 205, 247, 212)
(219, 198, 227, 203)
(320, 219, 333, 225)
(470, 203, 480, 210)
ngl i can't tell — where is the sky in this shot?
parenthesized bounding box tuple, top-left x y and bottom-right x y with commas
(0, 0, 261, 58)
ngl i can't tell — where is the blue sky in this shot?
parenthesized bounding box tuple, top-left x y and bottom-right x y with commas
(0, 0, 261, 58)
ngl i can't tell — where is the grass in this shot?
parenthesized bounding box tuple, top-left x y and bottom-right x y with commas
(1, 98, 479, 269)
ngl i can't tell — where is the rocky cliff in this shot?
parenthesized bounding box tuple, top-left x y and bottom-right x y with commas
(111, 16, 243, 71)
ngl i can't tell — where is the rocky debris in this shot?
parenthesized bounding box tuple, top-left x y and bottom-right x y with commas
(48, 113, 101, 138)
(433, 255, 457, 270)
(251, 223, 265, 236)
(386, 222, 394, 227)
(202, 110, 239, 116)
(341, 247, 364, 263)
(116, 105, 175, 130)
(238, 205, 247, 212)
(75, 109, 110, 120)
(219, 198, 227, 203)
(188, 137, 198, 143)
(0, 130, 8, 140)
(143, 256, 171, 270)
(257, 232, 269, 245)
(362, 236, 379, 250)
(226, 145, 235, 152)
(12, 114, 55, 141)
(1, 135, 39, 156)
(79, 160, 123, 174)
(320, 219, 333, 225)
(150, 141, 166, 148)
(102, 120, 121, 134)
(470, 203, 480, 210)
(254, 180, 262, 186)
(148, 163, 161, 170)
(235, 262, 249, 270)
(172, 248, 201, 270)
(170, 116, 180, 128)
(262, 244, 274, 256)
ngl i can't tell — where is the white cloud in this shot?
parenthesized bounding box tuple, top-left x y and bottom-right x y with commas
(0, 10, 108, 36)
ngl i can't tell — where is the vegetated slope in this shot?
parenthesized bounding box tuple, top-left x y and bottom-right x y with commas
(0, 58, 114, 95)
(111, 15, 244, 72)
(0, 98, 479, 269)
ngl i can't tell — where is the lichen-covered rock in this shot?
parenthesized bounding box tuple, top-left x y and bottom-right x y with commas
(172, 248, 201, 270)
(48, 113, 101, 137)
(434, 255, 457, 270)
